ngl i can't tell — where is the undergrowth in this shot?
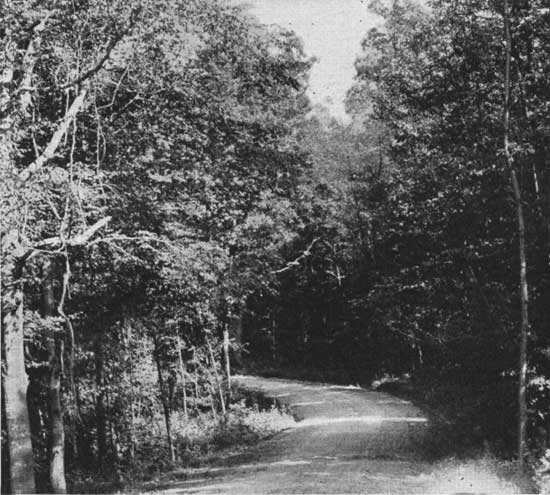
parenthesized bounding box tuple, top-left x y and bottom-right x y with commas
(373, 372, 541, 493)
(69, 395, 295, 493)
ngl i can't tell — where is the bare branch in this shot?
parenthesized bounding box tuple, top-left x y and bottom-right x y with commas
(18, 88, 88, 183)
(272, 237, 319, 274)
(59, 35, 121, 91)
(36, 216, 111, 249)
(88, 233, 181, 251)
(59, 6, 142, 91)
(19, 11, 53, 116)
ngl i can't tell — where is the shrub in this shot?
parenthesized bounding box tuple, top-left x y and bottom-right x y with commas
(122, 399, 294, 482)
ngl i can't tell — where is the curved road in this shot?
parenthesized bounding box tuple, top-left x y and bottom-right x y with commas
(154, 375, 521, 494)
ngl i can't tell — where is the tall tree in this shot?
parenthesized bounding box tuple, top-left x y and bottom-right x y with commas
(1, 2, 139, 488)
(42, 259, 66, 493)
(502, 0, 529, 467)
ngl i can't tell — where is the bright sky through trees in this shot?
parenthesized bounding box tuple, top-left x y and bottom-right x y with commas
(243, 0, 379, 121)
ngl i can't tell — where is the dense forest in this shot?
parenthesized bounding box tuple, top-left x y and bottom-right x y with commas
(1, 0, 550, 493)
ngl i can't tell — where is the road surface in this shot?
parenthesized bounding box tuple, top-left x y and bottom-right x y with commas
(150, 375, 522, 494)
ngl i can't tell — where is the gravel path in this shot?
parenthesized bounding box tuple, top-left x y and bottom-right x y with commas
(150, 375, 523, 494)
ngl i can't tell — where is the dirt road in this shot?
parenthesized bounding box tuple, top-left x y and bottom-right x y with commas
(153, 375, 522, 494)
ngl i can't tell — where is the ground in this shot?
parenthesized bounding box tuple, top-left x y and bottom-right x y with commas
(142, 375, 527, 494)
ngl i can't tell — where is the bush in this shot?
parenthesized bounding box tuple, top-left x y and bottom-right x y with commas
(535, 449, 550, 494)
(122, 399, 294, 482)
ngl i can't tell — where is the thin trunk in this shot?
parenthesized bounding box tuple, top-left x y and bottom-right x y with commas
(94, 332, 107, 474)
(109, 422, 121, 482)
(58, 254, 77, 420)
(377, 135, 384, 177)
(209, 391, 217, 417)
(176, 336, 188, 420)
(512, 44, 540, 203)
(222, 326, 231, 402)
(193, 365, 199, 413)
(48, 337, 66, 494)
(272, 317, 277, 363)
(206, 338, 226, 415)
(512, 170, 529, 467)
(532, 162, 540, 198)
(503, 0, 529, 468)
(153, 337, 175, 462)
(130, 400, 136, 461)
(72, 384, 82, 462)
(231, 314, 243, 367)
(43, 259, 67, 494)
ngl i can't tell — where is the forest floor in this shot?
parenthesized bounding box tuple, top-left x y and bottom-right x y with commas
(139, 375, 531, 494)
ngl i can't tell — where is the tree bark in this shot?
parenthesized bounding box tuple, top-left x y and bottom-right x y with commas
(222, 325, 231, 402)
(207, 338, 226, 415)
(42, 259, 67, 494)
(272, 317, 277, 363)
(230, 314, 243, 367)
(503, 0, 529, 468)
(176, 335, 188, 421)
(1, 244, 36, 494)
(48, 337, 66, 494)
(109, 421, 122, 482)
(1, 30, 36, 489)
(94, 331, 107, 474)
(153, 336, 175, 462)
(512, 170, 529, 468)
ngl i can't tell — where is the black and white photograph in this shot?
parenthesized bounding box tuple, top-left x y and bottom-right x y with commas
(1, 0, 550, 493)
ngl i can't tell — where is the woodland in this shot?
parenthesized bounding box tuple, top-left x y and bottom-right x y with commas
(1, 0, 550, 493)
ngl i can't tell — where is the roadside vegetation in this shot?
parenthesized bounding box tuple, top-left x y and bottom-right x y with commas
(72, 395, 294, 493)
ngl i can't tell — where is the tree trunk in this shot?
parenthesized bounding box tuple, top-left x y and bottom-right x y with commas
(207, 338, 226, 415)
(230, 314, 243, 367)
(153, 337, 175, 462)
(512, 168, 529, 467)
(176, 335, 188, 421)
(109, 422, 122, 482)
(503, 0, 529, 468)
(94, 332, 107, 474)
(72, 384, 83, 463)
(193, 366, 200, 413)
(43, 259, 67, 494)
(48, 337, 66, 494)
(222, 325, 231, 402)
(271, 317, 277, 363)
(1, 248, 36, 494)
(130, 399, 137, 461)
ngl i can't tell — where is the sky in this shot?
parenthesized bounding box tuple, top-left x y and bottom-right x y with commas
(242, 0, 380, 122)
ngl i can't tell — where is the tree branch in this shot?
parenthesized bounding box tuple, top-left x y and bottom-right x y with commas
(272, 238, 319, 274)
(36, 216, 112, 249)
(18, 88, 88, 183)
(59, 35, 121, 91)
(19, 11, 53, 116)
(59, 5, 142, 91)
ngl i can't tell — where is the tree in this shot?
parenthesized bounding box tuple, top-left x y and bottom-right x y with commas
(1, 2, 140, 490)
(1, 1, 317, 489)
(339, 0, 550, 458)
